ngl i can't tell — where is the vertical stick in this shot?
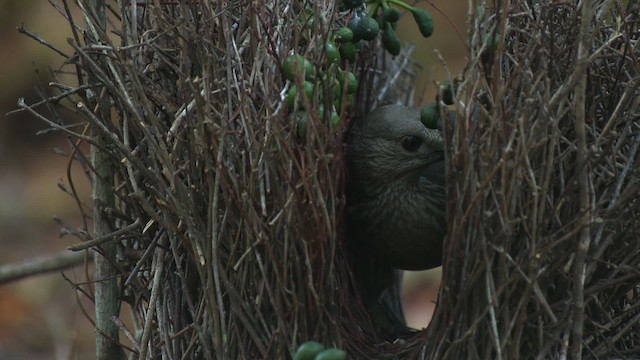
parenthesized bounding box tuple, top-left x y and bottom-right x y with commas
(84, 0, 122, 358)
(571, 1, 594, 359)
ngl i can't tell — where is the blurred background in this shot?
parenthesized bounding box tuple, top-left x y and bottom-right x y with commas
(0, 1, 466, 357)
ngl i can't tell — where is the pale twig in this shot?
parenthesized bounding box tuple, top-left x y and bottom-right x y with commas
(0, 251, 87, 285)
(68, 218, 143, 251)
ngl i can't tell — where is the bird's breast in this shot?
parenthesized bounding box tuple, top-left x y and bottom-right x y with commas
(352, 181, 446, 270)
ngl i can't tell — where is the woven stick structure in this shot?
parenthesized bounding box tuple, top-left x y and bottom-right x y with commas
(16, 0, 640, 359)
(17, 0, 424, 358)
(420, 2, 640, 359)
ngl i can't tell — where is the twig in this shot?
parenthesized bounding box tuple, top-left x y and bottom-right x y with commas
(138, 238, 165, 360)
(16, 23, 70, 58)
(0, 250, 87, 285)
(570, 1, 595, 359)
(68, 218, 143, 251)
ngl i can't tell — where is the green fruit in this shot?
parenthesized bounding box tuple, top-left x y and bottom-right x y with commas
(282, 55, 313, 81)
(438, 80, 458, 105)
(294, 341, 325, 360)
(382, 7, 401, 22)
(412, 8, 434, 38)
(326, 42, 341, 65)
(353, 40, 365, 51)
(319, 42, 341, 65)
(420, 102, 440, 129)
(347, 18, 360, 41)
(332, 80, 343, 98)
(335, 94, 353, 111)
(298, 12, 314, 28)
(286, 81, 314, 107)
(338, 71, 358, 94)
(342, 0, 364, 10)
(319, 74, 341, 102)
(335, 27, 354, 43)
(304, 60, 315, 80)
(314, 348, 347, 360)
(339, 42, 357, 62)
(355, 16, 380, 41)
(382, 22, 400, 56)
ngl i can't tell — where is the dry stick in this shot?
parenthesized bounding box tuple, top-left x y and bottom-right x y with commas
(571, 1, 595, 360)
(123, 228, 163, 287)
(16, 23, 70, 58)
(68, 218, 143, 251)
(138, 239, 165, 360)
(0, 251, 87, 285)
(6, 84, 90, 116)
(80, 1, 122, 359)
(111, 316, 141, 352)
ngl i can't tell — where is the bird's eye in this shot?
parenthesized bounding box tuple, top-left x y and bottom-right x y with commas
(401, 135, 422, 152)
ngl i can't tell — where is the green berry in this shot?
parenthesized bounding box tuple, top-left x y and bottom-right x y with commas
(314, 348, 347, 360)
(382, 7, 401, 22)
(285, 81, 314, 107)
(437, 81, 451, 105)
(382, 22, 400, 56)
(332, 80, 342, 98)
(282, 55, 313, 81)
(355, 16, 380, 41)
(335, 27, 354, 43)
(319, 73, 340, 99)
(420, 102, 440, 129)
(347, 71, 358, 94)
(438, 80, 458, 105)
(338, 71, 358, 94)
(339, 42, 357, 62)
(335, 94, 353, 111)
(347, 18, 360, 41)
(412, 7, 434, 38)
(319, 42, 341, 65)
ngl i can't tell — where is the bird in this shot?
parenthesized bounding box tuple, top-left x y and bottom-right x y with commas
(345, 104, 447, 334)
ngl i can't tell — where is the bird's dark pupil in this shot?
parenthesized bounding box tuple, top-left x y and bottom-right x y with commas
(401, 136, 422, 152)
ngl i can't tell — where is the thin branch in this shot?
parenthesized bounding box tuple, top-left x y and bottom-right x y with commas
(68, 218, 143, 251)
(0, 251, 87, 285)
(16, 23, 70, 58)
(571, 1, 595, 359)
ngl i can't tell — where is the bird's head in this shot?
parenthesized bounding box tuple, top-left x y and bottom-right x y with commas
(346, 105, 444, 189)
